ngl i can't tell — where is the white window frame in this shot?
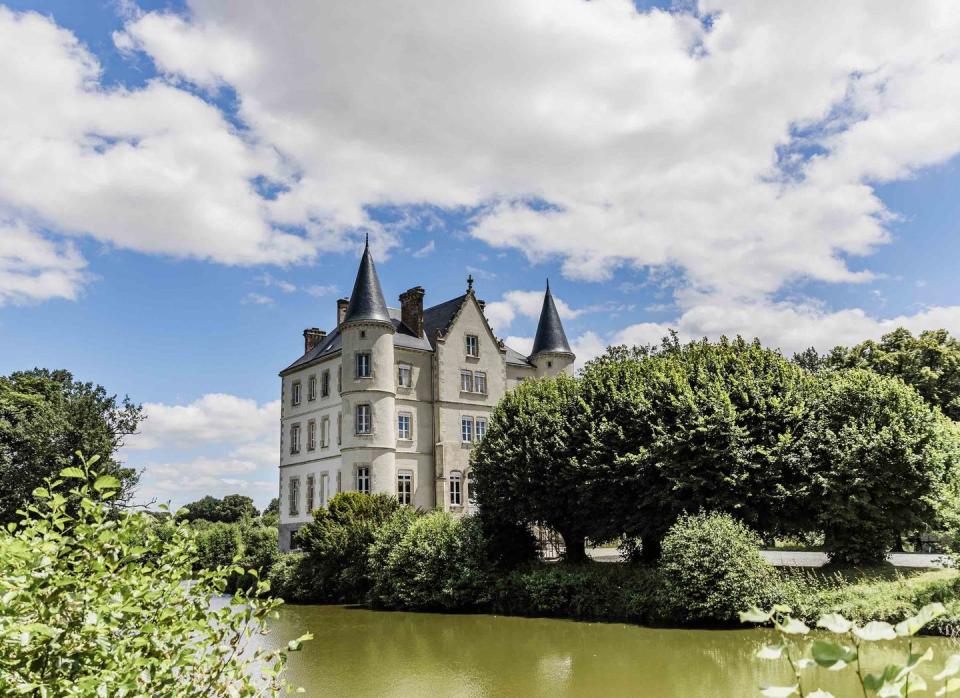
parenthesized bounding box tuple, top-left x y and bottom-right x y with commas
(291, 380, 302, 406)
(397, 469, 413, 505)
(397, 363, 412, 389)
(461, 416, 474, 443)
(290, 423, 301, 454)
(450, 470, 462, 506)
(356, 403, 372, 435)
(321, 416, 330, 448)
(306, 474, 315, 512)
(356, 465, 371, 495)
(460, 369, 473, 393)
(308, 375, 317, 401)
(322, 369, 331, 397)
(307, 419, 317, 451)
(397, 412, 412, 441)
(474, 371, 487, 395)
(337, 412, 342, 444)
(320, 472, 329, 506)
(288, 476, 300, 516)
(356, 352, 371, 378)
(475, 417, 487, 441)
(465, 334, 479, 357)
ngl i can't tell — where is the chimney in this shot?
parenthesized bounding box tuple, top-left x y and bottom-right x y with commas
(399, 286, 425, 337)
(303, 328, 326, 353)
(336, 298, 350, 328)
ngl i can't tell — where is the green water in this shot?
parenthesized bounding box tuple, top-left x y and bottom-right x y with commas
(262, 605, 958, 697)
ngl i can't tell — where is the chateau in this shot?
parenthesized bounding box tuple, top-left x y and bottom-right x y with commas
(277, 240, 575, 550)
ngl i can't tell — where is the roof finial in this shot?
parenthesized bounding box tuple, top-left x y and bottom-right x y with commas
(467, 274, 474, 292)
(546, 277, 550, 292)
(365, 232, 369, 248)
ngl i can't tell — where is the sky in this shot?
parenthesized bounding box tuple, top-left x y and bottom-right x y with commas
(1, 0, 959, 509)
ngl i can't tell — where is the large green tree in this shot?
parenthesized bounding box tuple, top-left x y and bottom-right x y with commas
(581, 337, 814, 559)
(471, 374, 606, 562)
(827, 328, 960, 420)
(0, 368, 143, 522)
(182, 494, 259, 523)
(799, 368, 960, 564)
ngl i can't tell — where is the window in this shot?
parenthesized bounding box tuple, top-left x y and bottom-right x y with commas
(474, 371, 487, 395)
(467, 471, 477, 509)
(290, 528, 301, 550)
(461, 416, 473, 443)
(306, 474, 315, 513)
(338, 366, 342, 392)
(397, 364, 412, 388)
(321, 369, 330, 398)
(397, 470, 413, 505)
(308, 375, 317, 401)
(321, 416, 330, 448)
(357, 466, 370, 495)
(291, 380, 302, 406)
(336, 470, 342, 493)
(337, 412, 342, 445)
(356, 404, 372, 435)
(450, 471, 462, 506)
(356, 352, 371, 378)
(397, 413, 412, 440)
(460, 369, 473, 392)
(307, 419, 317, 451)
(475, 417, 487, 441)
(320, 472, 329, 506)
(290, 423, 301, 454)
(465, 334, 479, 357)
(288, 477, 300, 516)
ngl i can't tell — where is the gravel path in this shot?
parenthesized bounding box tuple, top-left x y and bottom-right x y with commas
(585, 547, 950, 568)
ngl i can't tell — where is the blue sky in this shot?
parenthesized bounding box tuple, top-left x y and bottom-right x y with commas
(1, 0, 958, 508)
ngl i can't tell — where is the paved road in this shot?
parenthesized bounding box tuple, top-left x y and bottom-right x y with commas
(586, 547, 949, 568)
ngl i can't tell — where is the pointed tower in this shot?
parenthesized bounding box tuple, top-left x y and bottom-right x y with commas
(339, 236, 396, 496)
(529, 280, 575, 377)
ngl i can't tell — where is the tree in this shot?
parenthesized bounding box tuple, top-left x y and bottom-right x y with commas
(827, 328, 960, 420)
(799, 368, 960, 564)
(0, 368, 143, 522)
(581, 337, 814, 559)
(182, 494, 259, 523)
(0, 454, 308, 695)
(471, 374, 606, 562)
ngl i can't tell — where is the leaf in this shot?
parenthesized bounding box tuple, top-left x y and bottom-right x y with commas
(740, 606, 771, 624)
(60, 467, 85, 479)
(937, 676, 960, 694)
(854, 621, 896, 642)
(811, 639, 857, 669)
(896, 603, 947, 637)
(777, 617, 810, 635)
(756, 644, 784, 660)
(906, 675, 928, 694)
(808, 691, 835, 698)
(93, 475, 121, 492)
(772, 604, 792, 614)
(31, 487, 49, 499)
(935, 655, 960, 681)
(817, 613, 853, 634)
(760, 686, 798, 698)
(863, 665, 902, 691)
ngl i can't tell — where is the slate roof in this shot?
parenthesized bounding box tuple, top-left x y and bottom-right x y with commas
(530, 280, 573, 356)
(342, 238, 391, 325)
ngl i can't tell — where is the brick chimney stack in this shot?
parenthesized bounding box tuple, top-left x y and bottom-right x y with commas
(336, 298, 350, 328)
(303, 328, 326, 353)
(400, 286, 425, 337)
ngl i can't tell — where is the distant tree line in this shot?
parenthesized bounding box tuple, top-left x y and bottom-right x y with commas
(472, 329, 960, 565)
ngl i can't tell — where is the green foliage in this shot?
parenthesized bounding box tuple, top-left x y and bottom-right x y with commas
(828, 327, 960, 420)
(0, 368, 143, 523)
(0, 454, 308, 696)
(470, 374, 604, 561)
(581, 337, 814, 558)
(296, 491, 400, 602)
(182, 493, 259, 523)
(800, 368, 960, 564)
(194, 521, 243, 570)
(659, 511, 779, 624)
(742, 602, 954, 697)
(369, 511, 492, 611)
(266, 553, 316, 604)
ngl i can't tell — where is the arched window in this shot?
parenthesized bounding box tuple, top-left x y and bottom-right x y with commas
(449, 470, 462, 506)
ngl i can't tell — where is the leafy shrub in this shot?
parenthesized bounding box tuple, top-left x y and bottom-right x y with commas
(370, 512, 492, 611)
(194, 521, 242, 571)
(297, 492, 400, 602)
(659, 511, 778, 624)
(368, 506, 420, 603)
(266, 553, 318, 603)
(0, 454, 308, 696)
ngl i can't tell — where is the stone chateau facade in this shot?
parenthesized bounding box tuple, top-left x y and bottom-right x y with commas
(278, 240, 574, 550)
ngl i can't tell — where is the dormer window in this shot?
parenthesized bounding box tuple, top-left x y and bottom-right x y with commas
(397, 364, 412, 388)
(465, 334, 479, 357)
(356, 352, 371, 378)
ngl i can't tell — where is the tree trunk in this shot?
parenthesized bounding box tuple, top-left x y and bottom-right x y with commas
(560, 532, 588, 563)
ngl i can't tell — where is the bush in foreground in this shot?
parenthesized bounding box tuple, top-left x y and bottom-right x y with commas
(659, 511, 779, 624)
(0, 454, 308, 696)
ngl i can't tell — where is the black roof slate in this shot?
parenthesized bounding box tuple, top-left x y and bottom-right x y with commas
(530, 280, 573, 356)
(342, 239, 391, 325)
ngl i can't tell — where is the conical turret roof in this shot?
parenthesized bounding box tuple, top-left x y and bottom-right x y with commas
(530, 280, 573, 356)
(342, 236, 391, 325)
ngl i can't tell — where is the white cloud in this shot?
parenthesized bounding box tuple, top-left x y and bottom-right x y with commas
(127, 393, 278, 450)
(412, 240, 436, 258)
(0, 220, 90, 304)
(242, 292, 273, 305)
(484, 289, 580, 332)
(305, 284, 339, 297)
(115, 0, 960, 308)
(257, 272, 296, 293)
